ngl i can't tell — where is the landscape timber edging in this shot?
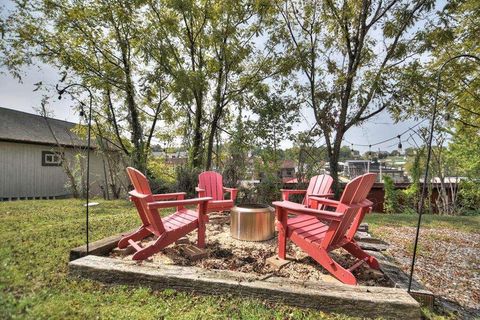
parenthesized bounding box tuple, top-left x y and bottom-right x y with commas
(69, 228, 137, 261)
(368, 250, 435, 308)
(69, 255, 421, 319)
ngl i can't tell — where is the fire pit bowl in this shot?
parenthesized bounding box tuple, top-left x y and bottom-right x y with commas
(230, 204, 275, 241)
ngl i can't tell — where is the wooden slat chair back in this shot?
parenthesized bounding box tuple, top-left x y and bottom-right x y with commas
(197, 171, 238, 213)
(304, 174, 334, 206)
(273, 173, 379, 285)
(281, 174, 333, 209)
(329, 173, 376, 248)
(118, 167, 211, 260)
(198, 171, 225, 200)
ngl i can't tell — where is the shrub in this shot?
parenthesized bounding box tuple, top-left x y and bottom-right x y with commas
(383, 175, 398, 214)
(458, 180, 480, 215)
(174, 166, 200, 198)
(255, 173, 282, 205)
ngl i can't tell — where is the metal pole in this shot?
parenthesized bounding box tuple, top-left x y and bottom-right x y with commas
(57, 83, 94, 254)
(85, 98, 92, 253)
(408, 54, 480, 292)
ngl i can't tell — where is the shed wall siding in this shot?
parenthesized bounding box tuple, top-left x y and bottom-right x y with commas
(0, 141, 107, 198)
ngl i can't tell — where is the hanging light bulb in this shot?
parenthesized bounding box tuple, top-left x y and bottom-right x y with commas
(397, 135, 402, 150)
(368, 145, 372, 158)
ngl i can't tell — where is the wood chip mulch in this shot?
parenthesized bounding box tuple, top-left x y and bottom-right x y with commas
(372, 225, 480, 314)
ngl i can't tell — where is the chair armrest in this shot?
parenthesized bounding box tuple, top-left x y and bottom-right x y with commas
(280, 189, 307, 201)
(196, 187, 207, 199)
(308, 193, 334, 198)
(272, 201, 344, 221)
(152, 192, 186, 201)
(223, 187, 238, 201)
(361, 199, 373, 207)
(147, 197, 213, 209)
(280, 189, 307, 194)
(129, 190, 149, 199)
(308, 196, 341, 207)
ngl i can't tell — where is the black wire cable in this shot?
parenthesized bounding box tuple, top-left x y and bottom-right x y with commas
(342, 118, 428, 148)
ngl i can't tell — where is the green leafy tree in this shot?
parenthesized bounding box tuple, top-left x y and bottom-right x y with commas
(393, 0, 479, 214)
(267, 0, 435, 193)
(145, 0, 273, 170)
(223, 109, 251, 187)
(3, 0, 174, 173)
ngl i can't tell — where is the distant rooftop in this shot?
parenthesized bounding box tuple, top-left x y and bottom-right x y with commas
(0, 107, 92, 148)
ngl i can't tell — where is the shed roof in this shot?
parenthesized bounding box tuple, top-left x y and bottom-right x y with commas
(0, 107, 92, 148)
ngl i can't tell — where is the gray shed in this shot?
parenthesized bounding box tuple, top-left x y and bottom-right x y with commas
(0, 107, 125, 200)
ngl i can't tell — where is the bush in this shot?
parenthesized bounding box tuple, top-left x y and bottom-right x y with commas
(383, 176, 398, 214)
(458, 180, 480, 215)
(255, 173, 282, 205)
(236, 185, 257, 205)
(174, 166, 200, 198)
(147, 157, 176, 194)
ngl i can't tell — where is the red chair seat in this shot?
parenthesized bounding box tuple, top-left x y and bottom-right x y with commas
(163, 209, 201, 231)
(287, 215, 329, 243)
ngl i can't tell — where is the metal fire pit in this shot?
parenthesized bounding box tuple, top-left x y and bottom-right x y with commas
(230, 204, 275, 241)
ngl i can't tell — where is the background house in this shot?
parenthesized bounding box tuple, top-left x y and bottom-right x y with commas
(152, 150, 188, 166)
(0, 107, 125, 200)
(343, 159, 408, 183)
(279, 160, 298, 184)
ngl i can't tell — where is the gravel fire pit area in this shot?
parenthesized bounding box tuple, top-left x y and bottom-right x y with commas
(110, 212, 391, 286)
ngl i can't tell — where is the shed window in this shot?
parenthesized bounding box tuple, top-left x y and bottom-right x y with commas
(42, 151, 63, 166)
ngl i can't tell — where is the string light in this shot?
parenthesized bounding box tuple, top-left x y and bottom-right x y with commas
(397, 135, 402, 150)
(343, 119, 428, 149)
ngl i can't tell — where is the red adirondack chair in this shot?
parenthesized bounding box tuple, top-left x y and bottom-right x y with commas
(196, 171, 238, 213)
(280, 174, 334, 207)
(117, 167, 212, 260)
(272, 173, 379, 285)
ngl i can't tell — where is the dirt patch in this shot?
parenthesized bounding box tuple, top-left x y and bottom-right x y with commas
(373, 225, 480, 313)
(111, 213, 392, 287)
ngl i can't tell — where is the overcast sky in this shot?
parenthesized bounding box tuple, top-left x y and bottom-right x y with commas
(0, 0, 426, 153)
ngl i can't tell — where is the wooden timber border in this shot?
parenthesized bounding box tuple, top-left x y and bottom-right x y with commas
(368, 250, 435, 308)
(69, 228, 137, 261)
(69, 232, 431, 317)
(69, 255, 420, 319)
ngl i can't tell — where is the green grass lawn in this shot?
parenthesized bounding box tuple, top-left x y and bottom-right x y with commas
(1, 200, 477, 319)
(0, 199, 352, 320)
(365, 212, 480, 234)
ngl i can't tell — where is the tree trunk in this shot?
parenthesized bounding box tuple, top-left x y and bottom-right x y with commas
(191, 96, 203, 169)
(205, 105, 222, 170)
(329, 151, 341, 196)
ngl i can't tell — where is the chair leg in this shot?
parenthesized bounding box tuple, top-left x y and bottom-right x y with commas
(132, 233, 168, 260)
(117, 227, 152, 249)
(197, 220, 206, 248)
(278, 226, 287, 259)
(276, 207, 287, 259)
(309, 247, 357, 285)
(343, 241, 380, 270)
